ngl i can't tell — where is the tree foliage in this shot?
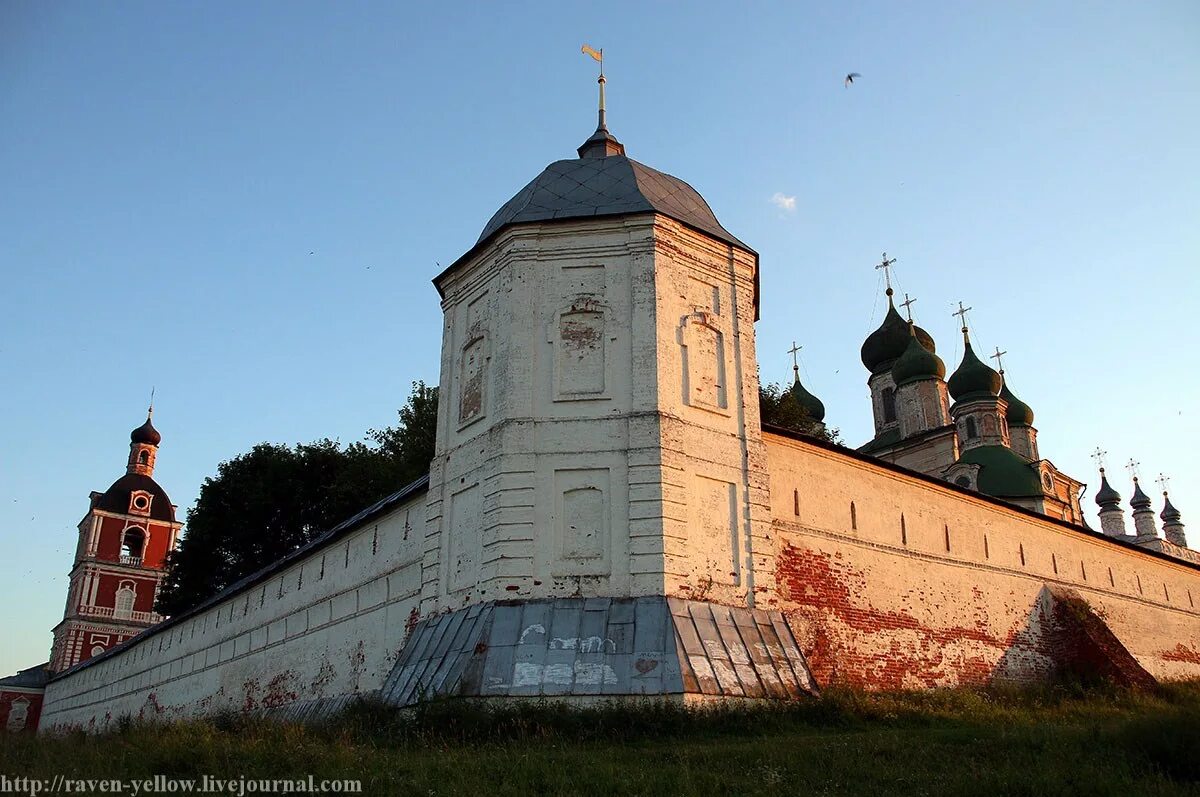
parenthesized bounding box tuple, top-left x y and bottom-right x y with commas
(759, 382, 843, 444)
(156, 382, 439, 617)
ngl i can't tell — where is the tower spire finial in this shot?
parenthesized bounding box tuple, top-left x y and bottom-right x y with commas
(989, 347, 1007, 375)
(952, 301, 973, 344)
(577, 45, 624, 158)
(875, 253, 896, 298)
(582, 44, 605, 129)
(1126, 458, 1140, 481)
(1091, 447, 1108, 472)
(898, 293, 916, 323)
(788, 341, 802, 382)
(148, 386, 155, 418)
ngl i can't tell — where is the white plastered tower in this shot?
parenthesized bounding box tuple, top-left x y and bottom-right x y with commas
(418, 107, 772, 616)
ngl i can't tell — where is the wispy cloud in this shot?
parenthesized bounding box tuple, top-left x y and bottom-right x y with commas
(770, 192, 797, 212)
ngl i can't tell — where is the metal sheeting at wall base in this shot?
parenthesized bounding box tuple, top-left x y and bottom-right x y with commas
(381, 597, 818, 706)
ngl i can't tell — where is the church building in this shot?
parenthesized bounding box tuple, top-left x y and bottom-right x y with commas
(0, 411, 180, 733)
(49, 409, 180, 672)
(25, 74, 1200, 731)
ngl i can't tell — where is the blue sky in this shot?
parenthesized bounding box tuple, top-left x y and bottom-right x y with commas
(1, 1, 1197, 674)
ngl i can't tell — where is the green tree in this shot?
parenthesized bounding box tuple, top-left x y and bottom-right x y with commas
(759, 382, 843, 444)
(156, 382, 438, 616)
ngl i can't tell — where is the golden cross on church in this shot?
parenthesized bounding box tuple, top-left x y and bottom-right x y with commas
(788, 341, 802, 378)
(899, 293, 916, 323)
(1157, 473, 1171, 494)
(1091, 447, 1108, 470)
(875, 253, 896, 292)
(1126, 458, 1140, 480)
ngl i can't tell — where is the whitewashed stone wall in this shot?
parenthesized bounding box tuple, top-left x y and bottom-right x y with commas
(40, 493, 426, 731)
(766, 431, 1200, 687)
(422, 214, 769, 613)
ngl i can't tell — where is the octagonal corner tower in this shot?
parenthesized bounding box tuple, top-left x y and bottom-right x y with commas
(420, 119, 773, 621)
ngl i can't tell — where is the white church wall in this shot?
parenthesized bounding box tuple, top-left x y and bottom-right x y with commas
(40, 493, 427, 732)
(764, 431, 1200, 687)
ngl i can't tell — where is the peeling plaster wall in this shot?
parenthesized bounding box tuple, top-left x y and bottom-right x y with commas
(40, 495, 426, 732)
(766, 432, 1200, 688)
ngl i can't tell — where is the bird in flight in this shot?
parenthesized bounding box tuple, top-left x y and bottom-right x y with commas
(844, 72, 861, 88)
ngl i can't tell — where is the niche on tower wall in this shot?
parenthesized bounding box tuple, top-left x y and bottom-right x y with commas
(552, 468, 612, 577)
(550, 264, 611, 401)
(457, 293, 490, 429)
(679, 278, 729, 414)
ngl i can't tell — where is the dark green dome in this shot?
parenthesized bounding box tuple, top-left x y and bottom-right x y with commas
(1130, 478, 1152, 510)
(860, 295, 936, 374)
(956, 445, 1043, 498)
(891, 326, 946, 385)
(948, 335, 1002, 401)
(1095, 470, 1121, 507)
(1161, 494, 1182, 523)
(788, 376, 826, 423)
(999, 380, 1034, 425)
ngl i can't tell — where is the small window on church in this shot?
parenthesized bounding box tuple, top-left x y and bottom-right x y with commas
(965, 417, 978, 439)
(122, 528, 145, 563)
(1042, 472, 1054, 492)
(138, 450, 149, 465)
(882, 388, 897, 424)
(91, 644, 105, 657)
(115, 584, 136, 620)
(955, 476, 971, 489)
(130, 491, 152, 516)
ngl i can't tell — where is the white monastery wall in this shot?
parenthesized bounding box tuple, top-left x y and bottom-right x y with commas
(40, 492, 426, 731)
(765, 431, 1200, 688)
(422, 215, 769, 613)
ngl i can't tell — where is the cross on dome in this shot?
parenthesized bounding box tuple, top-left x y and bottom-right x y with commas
(899, 293, 916, 323)
(875, 253, 897, 295)
(788, 341, 802, 378)
(989, 347, 1007, 374)
(952, 301, 973, 333)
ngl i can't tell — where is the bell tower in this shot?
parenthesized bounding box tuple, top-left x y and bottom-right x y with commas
(48, 409, 182, 672)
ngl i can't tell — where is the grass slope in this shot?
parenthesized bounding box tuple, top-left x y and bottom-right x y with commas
(3, 683, 1198, 796)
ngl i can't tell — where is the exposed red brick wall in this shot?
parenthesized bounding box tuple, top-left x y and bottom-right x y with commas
(777, 542, 1058, 688)
(766, 435, 1200, 688)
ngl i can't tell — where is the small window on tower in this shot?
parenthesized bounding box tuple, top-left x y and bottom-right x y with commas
(882, 388, 897, 424)
(122, 528, 145, 563)
(965, 417, 978, 440)
(138, 450, 149, 465)
(90, 644, 105, 657)
(114, 584, 136, 620)
(129, 491, 152, 516)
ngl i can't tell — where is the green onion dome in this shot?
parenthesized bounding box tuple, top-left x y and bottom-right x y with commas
(947, 333, 1002, 401)
(1095, 469, 1121, 508)
(789, 375, 826, 423)
(891, 325, 946, 386)
(860, 293, 936, 374)
(955, 445, 1043, 498)
(1130, 478, 1152, 510)
(1161, 494, 1182, 523)
(999, 380, 1034, 426)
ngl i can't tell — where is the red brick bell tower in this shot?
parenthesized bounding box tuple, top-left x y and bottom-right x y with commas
(48, 409, 183, 672)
